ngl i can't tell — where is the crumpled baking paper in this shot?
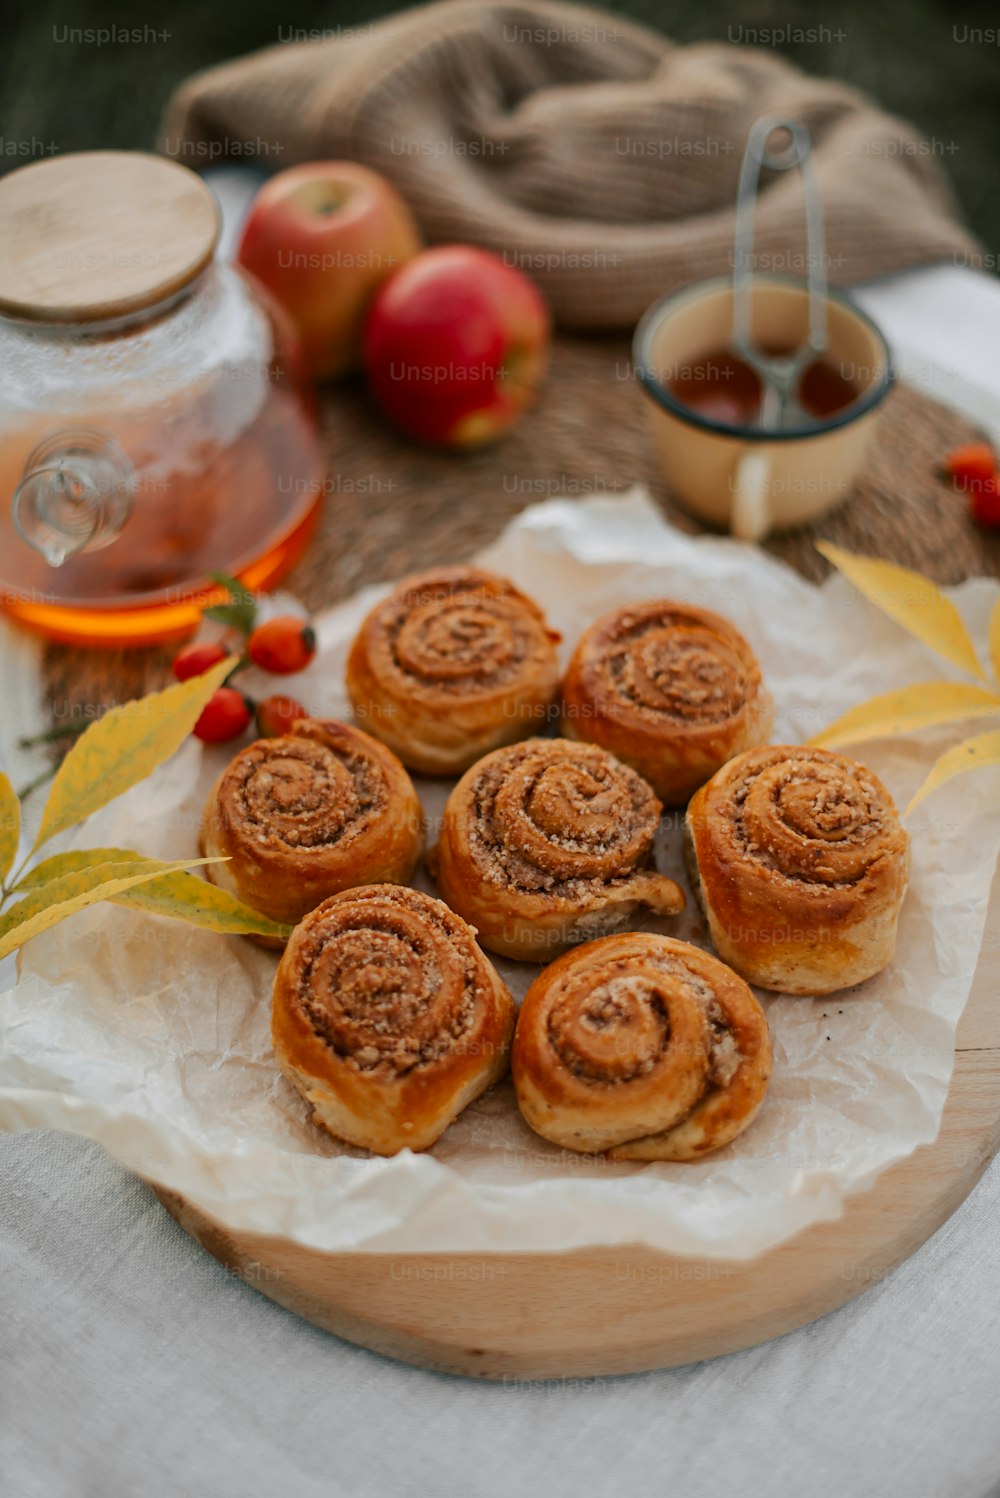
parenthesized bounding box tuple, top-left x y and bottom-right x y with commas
(1, 488, 997, 1260)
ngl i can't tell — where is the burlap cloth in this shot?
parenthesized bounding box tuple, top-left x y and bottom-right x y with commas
(160, 0, 977, 328)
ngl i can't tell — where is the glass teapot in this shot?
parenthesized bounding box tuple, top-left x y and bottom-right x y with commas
(0, 152, 325, 645)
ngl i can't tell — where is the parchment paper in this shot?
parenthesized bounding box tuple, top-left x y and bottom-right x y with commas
(1, 488, 997, 1260)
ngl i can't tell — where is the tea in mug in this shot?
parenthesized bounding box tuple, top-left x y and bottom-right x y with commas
(666, 346, 861, 427)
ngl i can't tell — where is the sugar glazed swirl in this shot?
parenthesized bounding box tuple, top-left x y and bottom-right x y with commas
(686, 745, 910, 995)
(512, 934, 771, 1159)
(562, 599, 772, 804)
(429, 738, 684, 962)
(272, 886, 516, 1154)
(200, 718, 423, 941)
(346, 565, 561, 775)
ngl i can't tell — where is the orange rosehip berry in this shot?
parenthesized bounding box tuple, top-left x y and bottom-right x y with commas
(256, 694, 308, 737)
(172, 641, 228, 682)
(971, 473, 1000, 529)
(193, 688, 254, 743)
(247, 616, 317, 675)
(944, 442, 996, 490)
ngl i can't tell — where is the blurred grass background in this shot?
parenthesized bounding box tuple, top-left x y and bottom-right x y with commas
(1, 0, 998, 257)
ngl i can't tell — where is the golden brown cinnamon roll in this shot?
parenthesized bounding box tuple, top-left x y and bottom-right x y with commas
(200, 718, 423, 943)
(512, 934, 771, 1160)
(428, 738, 684, 962)
(562, 600, 772, 804)
(272, 886, 516, 1154)
(345, 565, 561, 775)
(686, 745, 909, 995)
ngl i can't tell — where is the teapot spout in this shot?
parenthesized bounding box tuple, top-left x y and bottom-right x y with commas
(13, 428, 135, 567)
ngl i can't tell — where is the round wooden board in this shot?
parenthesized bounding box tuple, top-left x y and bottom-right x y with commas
(152, 879, 1000, 1382)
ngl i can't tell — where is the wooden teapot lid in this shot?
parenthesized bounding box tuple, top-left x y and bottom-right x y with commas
(0, 151, 221, 323)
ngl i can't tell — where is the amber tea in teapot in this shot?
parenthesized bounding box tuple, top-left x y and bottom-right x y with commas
(0, 152, 325, 645)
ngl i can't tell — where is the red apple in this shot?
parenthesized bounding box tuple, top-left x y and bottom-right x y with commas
(362, 246, 550, 447)
(236, 162, 422, 380)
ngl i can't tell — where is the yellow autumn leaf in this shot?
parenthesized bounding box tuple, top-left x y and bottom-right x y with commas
(0, 772, 19, 885)
(989, 597, 1000, 685)
(111, 867, 291, 939)
(0, 855, 215, 938)
(906, 728, 1000, 814)
(32, 656, 237, 852)
(810, 681, 1000, 750)
(817, 542, 985, 681)
(0, 857, 218, 961)
(14, 847, 144, 891)
(16, 846, 289, 940)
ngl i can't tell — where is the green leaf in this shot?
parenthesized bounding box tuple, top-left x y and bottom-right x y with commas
(0, 857, 218, 960)
(32, 655, 237, 852)
(203, 572, 257, 635)
(809, 681, 1000, 750)
(0, 773, 20, 885)
(906, 728, 1000, 814)
(15, 846, 290, 940)
(817, 541, 986, 681)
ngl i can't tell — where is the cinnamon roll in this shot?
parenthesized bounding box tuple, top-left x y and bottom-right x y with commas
(200, 718, 423, 943)
(345, 565, 561, 775)
(686, 745, 909, 995)
(512, 934, 771, 1160)
(428, 738, 684, 962)
(562, 600, 772, 804)
(272, 885, 516, 1154)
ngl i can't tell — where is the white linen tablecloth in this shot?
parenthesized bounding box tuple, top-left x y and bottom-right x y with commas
(2, 169, 999, 1498)
(2, 1129, 999, 1498)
